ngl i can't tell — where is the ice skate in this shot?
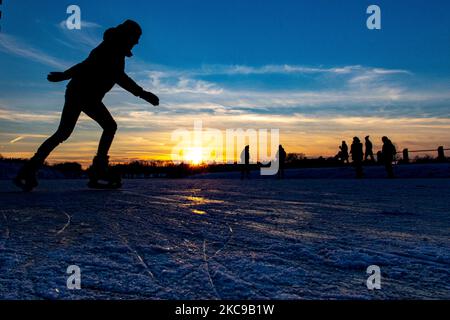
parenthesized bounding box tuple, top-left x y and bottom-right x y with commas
(87, 155, 122, 190)
(13, 160, 39, 192)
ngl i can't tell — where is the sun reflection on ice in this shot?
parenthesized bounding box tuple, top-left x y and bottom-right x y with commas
(191, 209, 207, 215)
(183, 195, 225, 215)
(184, 196, 224, 205)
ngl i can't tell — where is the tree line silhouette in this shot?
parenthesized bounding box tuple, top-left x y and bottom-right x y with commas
(1, 139, 448, 180)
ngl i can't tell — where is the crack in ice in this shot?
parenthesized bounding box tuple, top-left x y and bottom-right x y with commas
(56, 210, 71, 235)
(203, 240, 221, 299)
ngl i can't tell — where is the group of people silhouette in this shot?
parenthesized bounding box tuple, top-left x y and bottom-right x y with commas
(239, 137, 396, 180)
(337, 136, 397, 178)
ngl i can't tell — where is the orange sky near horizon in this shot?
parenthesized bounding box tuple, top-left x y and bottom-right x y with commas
(2, 113, 449, 167)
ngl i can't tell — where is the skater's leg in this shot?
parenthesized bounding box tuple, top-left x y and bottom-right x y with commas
(83, 102, 121, 188)
(83, 102, 117, 158)
(33, 101, 81, 163)
(14, 99, 81, 190)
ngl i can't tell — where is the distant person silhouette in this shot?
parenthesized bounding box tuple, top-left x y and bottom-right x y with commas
(13, 20, 159, 191)
(382, 136, 396, 178)
(240, 145, 250, 180)
(277, 145, 287, 179)
(350, 137, 364, 178)
(339, 141, 349, 164)
(364, 136, 375, 162)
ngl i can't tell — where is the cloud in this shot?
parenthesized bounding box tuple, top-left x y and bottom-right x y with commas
(0, 33, 70, 69)
(8, 134, 48, 144)
(57, 20, 102, 50)
(199, 64, 362, 75)
(10, 136, 25, 144)
(154, 76, 223, 95)
(2, 56, 448, 123)
(128, 69, 447, 118)
(122, 62, 420, 115)
(112, 62, 450, 122)
(150, 64, 411, 77)
(347, 67, 412, 88)
(127, 63, 411, 86)
(58, 20, 102, 30)
(0, 107, 60, 123)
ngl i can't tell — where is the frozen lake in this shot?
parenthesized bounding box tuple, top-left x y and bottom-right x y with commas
(0, 178, 449, 299)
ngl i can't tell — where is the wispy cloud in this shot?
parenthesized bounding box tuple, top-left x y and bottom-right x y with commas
(0, 33, 69, 69)
(124, 63, 447, 119)
(0, 107, 60, 123)
(143, 73, 223, 95)
(197, 64, 359, 75)
(58, 20, 102, 30)
(133, 64, 411, 78)
(8, 134, 48, 144)
(57, 20, 102, 50)
(9, 136, 25, 144)
(196, 64, 411, 76)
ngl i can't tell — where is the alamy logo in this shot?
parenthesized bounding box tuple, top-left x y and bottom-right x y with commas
(366, 265, 381, 290)
(172, 120, 280, 175)
(367, 5, 381, 30)
(67, 265, 81, 290)
(66, 5, 81, 30)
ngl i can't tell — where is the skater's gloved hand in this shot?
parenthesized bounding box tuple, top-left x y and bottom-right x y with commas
(47, 72, 70, 82)
(139, 91, 159, 106)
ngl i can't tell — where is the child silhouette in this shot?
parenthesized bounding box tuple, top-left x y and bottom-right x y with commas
(14, 20, 159, 191)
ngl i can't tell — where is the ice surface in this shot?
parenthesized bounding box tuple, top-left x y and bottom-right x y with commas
(0, 178, 449, 299)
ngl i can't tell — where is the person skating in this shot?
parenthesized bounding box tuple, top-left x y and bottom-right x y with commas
(351, 137, 364, 178)
(240, 145, 251, 180)
(277, 145, 287, 179)
(339, 141, 349, 164)
(382, 136, 397, 178)
(364, 136, 375, 162)
(14, 20, 159, 191)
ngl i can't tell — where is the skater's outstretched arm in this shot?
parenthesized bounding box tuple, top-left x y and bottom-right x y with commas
(47, 63, 86, 82)
(117, 72, 159, 106)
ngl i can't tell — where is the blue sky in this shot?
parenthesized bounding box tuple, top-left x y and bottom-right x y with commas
(0, 0, 449, 163)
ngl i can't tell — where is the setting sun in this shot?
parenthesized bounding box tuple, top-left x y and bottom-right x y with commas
(184, 147, 204, 165)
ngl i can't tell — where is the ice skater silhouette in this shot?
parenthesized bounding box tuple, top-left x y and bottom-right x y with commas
(382, 136, 396, 178)
(14, 20, 159, 191)
(351, 137, 364, 178)
(240, 145, 251, 180)
(339, 141, 349, 164)
(364, 136, 375, 162)
(277, 145, 287, 179)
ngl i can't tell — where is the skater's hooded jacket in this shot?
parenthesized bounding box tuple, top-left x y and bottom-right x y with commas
(63, 20, 144, 100)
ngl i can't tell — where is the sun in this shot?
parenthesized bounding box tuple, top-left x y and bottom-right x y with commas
(184, 147, 203, 165)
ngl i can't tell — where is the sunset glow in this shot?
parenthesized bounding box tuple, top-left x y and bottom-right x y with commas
(184, 147, 204, 165)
